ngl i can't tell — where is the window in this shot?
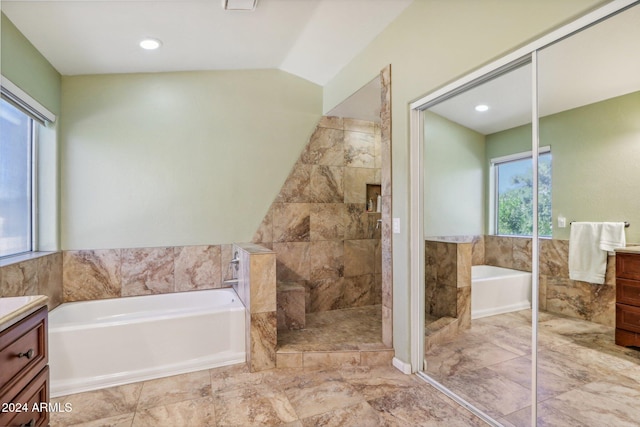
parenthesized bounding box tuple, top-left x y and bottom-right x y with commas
(493, 148, 552, 237)
(0, 99, 35, 257)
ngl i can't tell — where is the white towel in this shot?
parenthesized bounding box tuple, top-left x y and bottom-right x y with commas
(569, 222, 607, 284)
(600, 222, 626, 252)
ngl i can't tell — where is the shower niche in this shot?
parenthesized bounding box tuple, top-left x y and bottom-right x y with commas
(366, 184, 382, 212)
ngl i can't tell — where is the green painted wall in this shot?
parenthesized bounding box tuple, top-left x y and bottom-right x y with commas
(1, 12, 61, 114)
(61, 70, 322, 249)
(486, 91, 640, 243)
(424, 111, 485, 236)
(323, 0, 609, 363)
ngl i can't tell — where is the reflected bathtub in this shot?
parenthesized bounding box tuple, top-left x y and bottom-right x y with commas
(49, 288, 245, 397)
(471, 265, 532, 319)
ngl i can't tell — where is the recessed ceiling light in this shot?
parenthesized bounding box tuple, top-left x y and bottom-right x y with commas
(475, 104, 490, 112)
(139, 38, 162, 50)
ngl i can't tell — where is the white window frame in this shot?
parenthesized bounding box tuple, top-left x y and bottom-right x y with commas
(490, 146, 551, 236)
(0, 76, 55, 259)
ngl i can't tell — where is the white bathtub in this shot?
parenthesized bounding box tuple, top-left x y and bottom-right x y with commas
(49, 288, 245, 397)
(471, 265, 532, 319)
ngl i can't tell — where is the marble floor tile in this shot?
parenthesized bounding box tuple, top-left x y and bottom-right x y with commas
(368, 385, 487, 427)
(209, 363, 263, 393)
(550, 340, 639, 373)
(136, 370, 211, 410)
(580, 376, 640, 408)
(63, 413, 135, 427)
(535, 347, 614, 385)
(435, 367, 531, 419)
(131, 397, 215, 427)
(284, 378, 366, 419)
(338, 365, 423, 400)
(501, 403, 585, 427)
(544, 387, 640, 427)
(485, 356, 581, 402)
(484, 324, 532, 355)
(299, 401, 383, 426)
(50, 383, 142, 426)
(424, 339, 521, 378)
(214, 383, 298, 426)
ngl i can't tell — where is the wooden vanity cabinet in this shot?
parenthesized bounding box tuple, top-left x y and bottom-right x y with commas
(0, 306, 49, 427)
(615, 251, 640, 347)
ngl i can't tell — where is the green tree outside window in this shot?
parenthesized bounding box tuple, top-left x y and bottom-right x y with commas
(497, 152, 552, 237)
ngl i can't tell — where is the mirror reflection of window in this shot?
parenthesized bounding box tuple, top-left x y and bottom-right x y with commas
(493, 150, 552, 237)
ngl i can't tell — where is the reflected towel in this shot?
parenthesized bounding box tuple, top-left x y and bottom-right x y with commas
(600, 222, 626, 252)
(569, 222, 607, 284)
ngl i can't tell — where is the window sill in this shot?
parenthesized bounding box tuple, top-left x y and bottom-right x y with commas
(0, 251, 59, 268)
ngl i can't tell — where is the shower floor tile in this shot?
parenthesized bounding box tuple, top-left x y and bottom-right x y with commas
(277, 304, 384, 351)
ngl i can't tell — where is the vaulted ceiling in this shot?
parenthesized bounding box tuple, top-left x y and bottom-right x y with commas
(1, 0, 413, 86)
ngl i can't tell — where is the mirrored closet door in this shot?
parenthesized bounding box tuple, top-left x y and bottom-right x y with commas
(534, 4, 640, 425)
(414, 2, 640, 426)
(421, 60, 535, 423)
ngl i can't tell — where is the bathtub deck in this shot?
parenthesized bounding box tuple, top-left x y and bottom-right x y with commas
(277, 304, 384, 352)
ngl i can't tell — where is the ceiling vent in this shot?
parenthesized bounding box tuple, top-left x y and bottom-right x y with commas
(222, 0, 258, 11)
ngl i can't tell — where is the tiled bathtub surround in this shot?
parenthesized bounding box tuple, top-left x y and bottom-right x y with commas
(62, 244, 234, 302)
(0, 252, 63, 310)
(233, 243, 277, 372)
(426, 235, 619, 328)
(484, 235, 617, 327)
(252, 117, 383, 314)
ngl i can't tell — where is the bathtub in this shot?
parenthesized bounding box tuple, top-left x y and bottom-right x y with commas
(471, 265, 532, 319)
(49, 288, 245, 397)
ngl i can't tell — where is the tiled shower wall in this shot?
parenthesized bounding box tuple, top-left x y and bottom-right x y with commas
(252, 117, 383, 313)
(426, 235, 616, 327)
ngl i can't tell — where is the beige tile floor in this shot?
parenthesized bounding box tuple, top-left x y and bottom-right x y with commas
(50, 364, 487, 426)
(424, 310, 640, 426)
(50, 307, 640, 426)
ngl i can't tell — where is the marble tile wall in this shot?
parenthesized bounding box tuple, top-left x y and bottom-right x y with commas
(0, 252, 63, 310)
(424, 239, 472, 330)
(233, 243, 277, 372)
(253, 117, 383, 315)
(379, 65, 392, 347)
(62, 244, 233, 302)
(481, 235, 616, 327)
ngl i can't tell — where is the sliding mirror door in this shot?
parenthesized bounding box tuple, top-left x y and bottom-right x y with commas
(422, 60, 537, 423)
(534, 3, 640, 425)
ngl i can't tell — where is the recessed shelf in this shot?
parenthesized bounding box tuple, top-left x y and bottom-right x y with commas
(366, 184, 382, 213)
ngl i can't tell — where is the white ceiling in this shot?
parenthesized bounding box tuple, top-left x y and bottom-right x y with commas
(1, 0, 413, 86)
(429, 4, 640, 135)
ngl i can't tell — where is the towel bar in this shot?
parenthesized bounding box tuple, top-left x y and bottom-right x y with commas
(569, 221, 630, 228)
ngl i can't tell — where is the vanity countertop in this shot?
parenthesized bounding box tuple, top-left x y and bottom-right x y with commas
(0, 295, 48, 331)
(615, 246, 640, 255)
